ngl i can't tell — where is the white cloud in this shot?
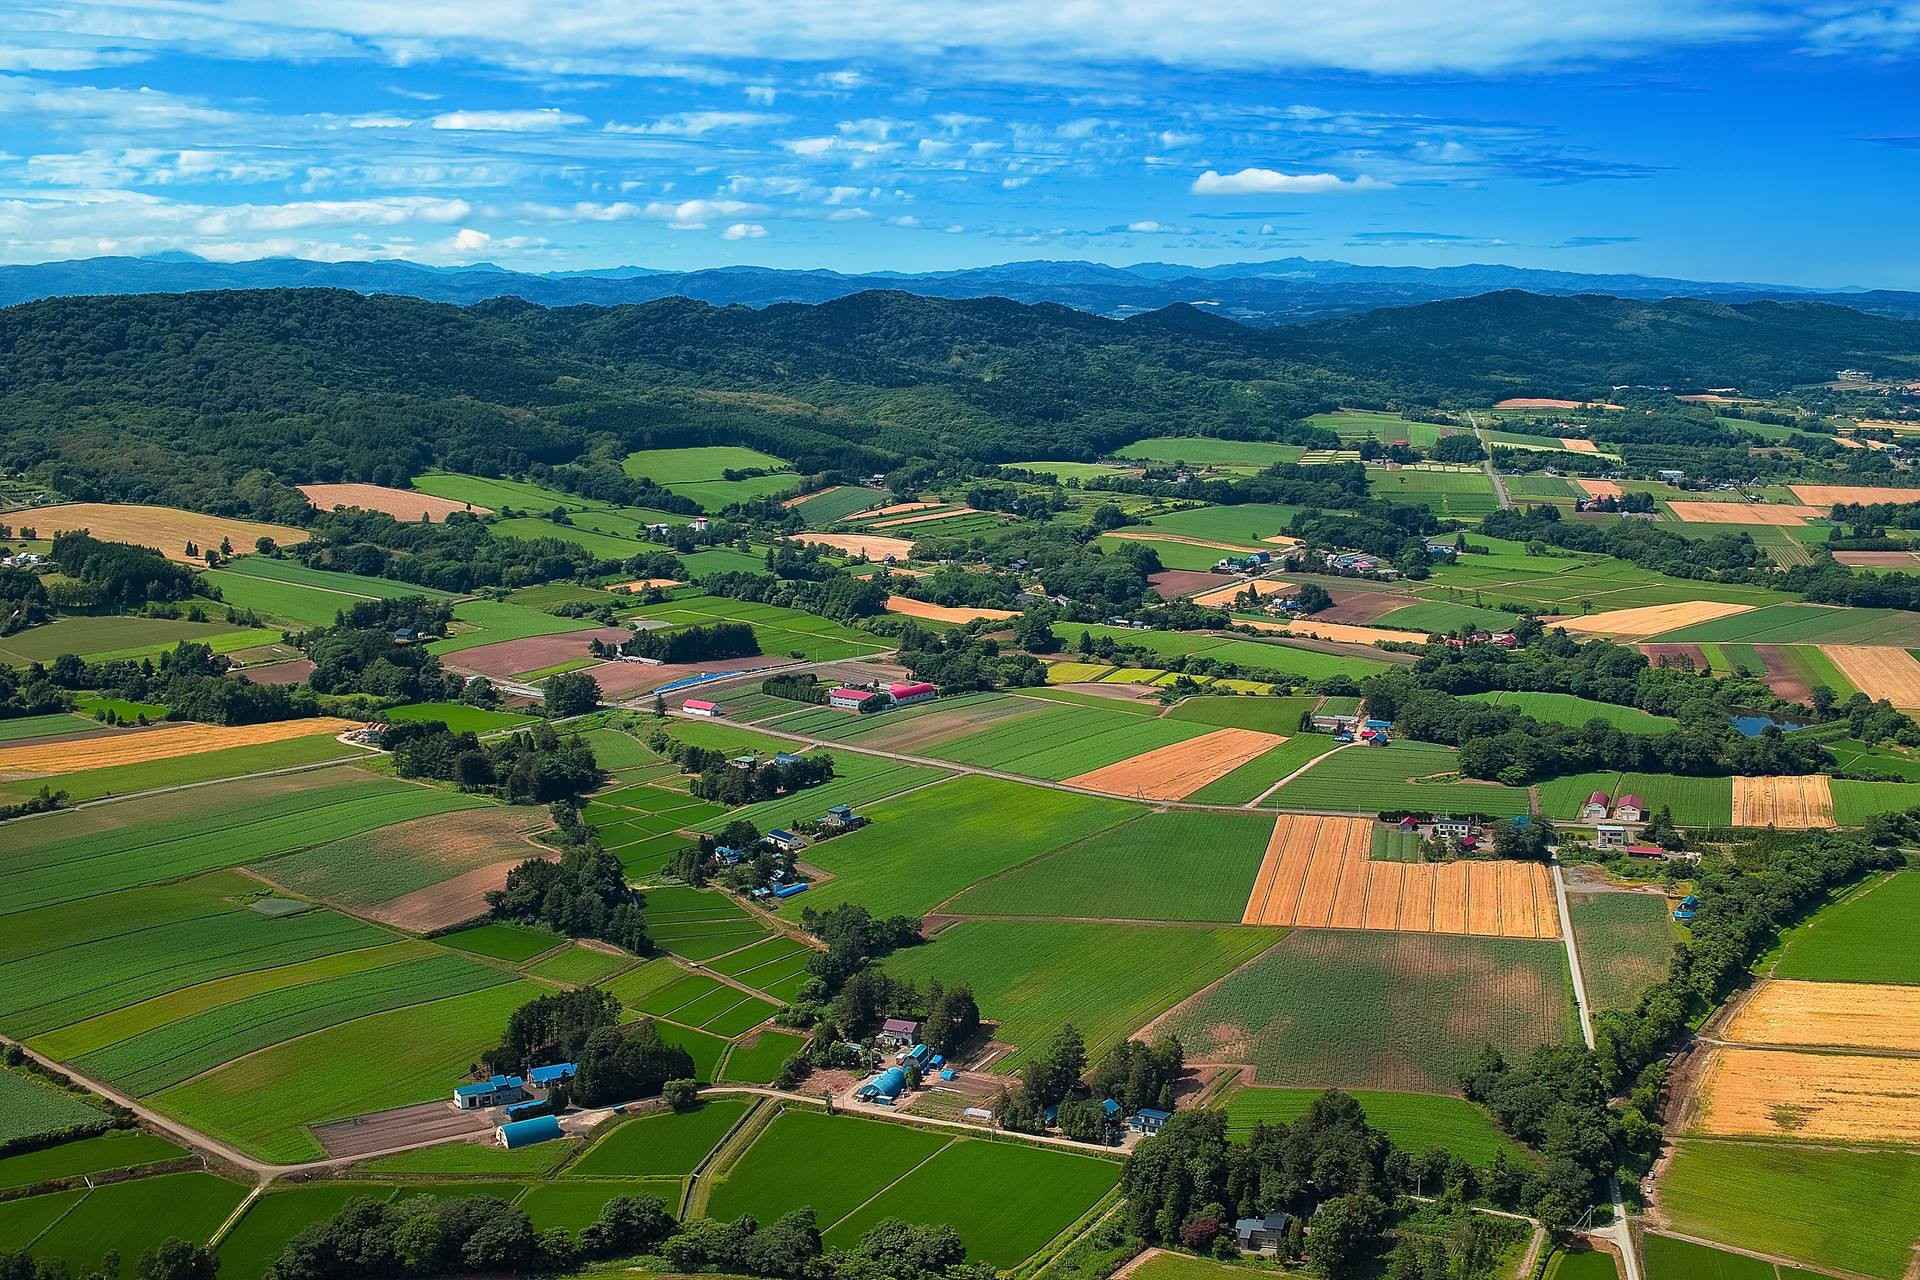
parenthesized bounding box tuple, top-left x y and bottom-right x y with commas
(887, 214, 921, 227)
(1804, 4, 1920, 54)
(1191, 167, 1389, 194)
(347, 114, 414, 129)
(744, 85, 777, 104)
(1158, 130, 1202, 148)
(430, 108, 586, 131)
(643, 197, 765, 229)
(1127, 220, 1168, 232)
(0, 45, 151, 71)
(722, 221, 768, 239)
(603, 110, 788, 136)
(193, 196, 471, 234)
(449, 227, 491, 251)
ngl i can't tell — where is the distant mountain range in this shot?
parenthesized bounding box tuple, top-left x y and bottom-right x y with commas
(5, 252, 1919, 325)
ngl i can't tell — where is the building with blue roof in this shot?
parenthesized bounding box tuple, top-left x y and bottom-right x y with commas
(856, 1066, 908, 1102)
(1130, 1107, 1172, 1134)
(528, 1063, 577, 1087)
(498, 1114, 563, 1148)
(453, 1074, 526, 1109)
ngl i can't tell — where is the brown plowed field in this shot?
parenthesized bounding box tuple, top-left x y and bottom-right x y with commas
(597, 654, 779, 698)
(884, 595, 1018, 623)
(1822, 644, 1920, 707)
(372, 856, 553, 932)
(1725, 980, 1920, 1053)
(1639, 642, 1710, 671)
(1694, 1046, 1920, 1144)
(444, 628, 632, 678)
(1552, 601, 1753, 638)
(1065, 727, 1286, 801)
(1239, 814, 1556, 938)
(1150, 570, 1237, 600)
(1730, 775, 1836, 828)
(0, 716, 359, 776)
(1666, 501, 1824, 526)
(613, 578, 683, 592)
(232, 658, 317, 686)
(1790, 484, 1920, 507)
(9, 503, 309, 563)
(1317, 589, 1419, 625)
(781, 485, 840, 509)
(1832, 550, 1920, 567)
(1573, 479, 1625, 499)
(1562, 438, 1600, 453)
(1104, 530, 1259, 554)
(1752, 646, 1811, 701)
(1495, 398, 1585, 409)
(1190, 579, 1295, 609)
(792, 532, 916, 560)
(299, 483, 487, 522)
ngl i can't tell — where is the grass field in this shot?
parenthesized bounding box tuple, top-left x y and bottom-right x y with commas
(153, 980, 542, 1162)
(1650, 603, 1920, 646)
(1164, 695, 1317, 732)
(521, 1180, 681, 1232)
(1771, 870, 1920, 983)
(0, 1130, 183, 1192)
(881, 920, 1279, 1069)
(0, 712, 106, 743)
(1056, 624, 1392, 683)
(1828, 778, 1920, 826)
(428, 599, 599, 656)
(258, 804, 546, 917)
(1368, 469, 1500, 518)
(922, 700, 1215, 781)
(571, 1097, 752, 1177)
(0, 1067, 103, 1143)
(642, 885, 772, 961)
(1113, 438, 1307, 469)
(1181, 733, 1340, 805)
(217, 1185, 397, 1279)
(780, 775, 1139, 919)
(706, 1108, 949, 1227)
(1641, 1234, 1774, 1280)
(1462, 691, 1678, 734)
(623, 446, 791, 484)
(384, 701, 538, 733)
(1544, 1245, 1621, 1280)
(720, 1028, 809, 1083)
(620, 593, 890, 662)
(26, 1172, 250, 1275)
(1569, 892, 1675, 1014)
(0, 615, 253, 665)
(1537, 769, 1733, 826)
(437, 921, 563, 963)
(1220, 1086, 1532, 1167)
(204, 561, 435, 627)
(1375, 600, 1520, 633)
(0, 1188, 87, 1251)
(791, 485, 888, 526)
(1155, 929, 1576, 1093)
(820, 1137, 1119, 1268)
(1265, 741, 1533, 817)
(1657, 1138, 1920, 1278)
(944, 810, 1275, 922)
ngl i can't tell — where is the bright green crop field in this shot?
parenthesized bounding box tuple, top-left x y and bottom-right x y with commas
(1640, 1234, 1773, 1280)
(881, 920, 1280, 1070)
(1164, 694, 1318, 732)
(1649, 602, 1920, 645)
(217, 1185, 399, 1280)
(1462, 691, 1678, 734)
(1771, 870, 1920, 983)
(436, 920, 564, 963)
(925, 700, 1213, 779)
(26, 1172, 250, 1276)
(0, 1067, 103, 1143)
(706, 1108, 951, 1227)
(521, 1180, 682, 1232)
(779, 775, 1140, 919)
(1182, 733, 1339, 805)
(1154, 929, 1576, 1093)
(0, 1130, 183, 1192)
(643, 885, 772, 961)
(0, 615, 253, 665)
(1114, 438, 1308, 469)
(384, 701, 538, 733)
(570, 1097, 753, 1177)
(1221, 1086, 1532, 1167)
(1058, 624, 1392, 682)
(1265, 741, 1532, 817)
(1568, 891, 1676, 1014)
(0, 712, 103, 743)
(1657, 1138, 1920, 1278)
(945, 809, 1273, 922)
(719, 1028, 809, 1083)
(623, 445, 791, 484)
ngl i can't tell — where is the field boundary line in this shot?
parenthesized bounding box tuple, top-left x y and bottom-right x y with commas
(924, 808, 1155, 917)
(1243, 741, 1356, 808)
(814, 1134, 959, 1234)
(208, 1183, 264, 1249)
(1643, 1230, 1881, 1280)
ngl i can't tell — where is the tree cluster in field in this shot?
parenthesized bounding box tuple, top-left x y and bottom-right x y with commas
(1288, 501, 1445, 577)
(486, 987, 690, 1106)
(297, 509, 608, 594)
(1483, 506, 1766, 581)
(698, 571, 890, 626)
(761, 672, 829, 704)
(606, 620, 759, 665)
(385, 720, 600, 802)
(298, 598, 463, 702)
(525, 456, 700, 516)
(906, 525, 1162, 615)
(888, 564, 1022, 611)
(896, 624, 1044, 692)
(1426, 435, 1487, 464)
(1122, 1091, 1524, 1277)
(1083, 459, 1372, 513)
(0, 566, 51, 635)
(40, 641, 318, 726)
(646, 731, 836, 805)
(1782, 560, 1920, 612)
(999, 1028, 1185, 1142)
(964, 483, 1068, 521)
(47, 531, 199, 608)
(486, 806, 649, 951)
(540, 671, 601, 718)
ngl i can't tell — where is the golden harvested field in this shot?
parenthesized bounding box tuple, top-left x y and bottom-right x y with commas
(1495, 397, 1584, 409)
(612, 578, 683, 591)
(869, 506, 986, 529)
(1665, 501, 1825, 526)
(1831, 435, 1866, 450)
(0, 716, 360, 776)
(1066, 727, 1285, 800)
(1726, 980, 1920, 1053)
(1822, 644, 1920, 708)
(10, 503, 309, 563)
(781, 485, 840, 508)
(298, 483, 487, 522)
(791, 532, 916, 560)
(1573, 479, 1624, 499)
(883, 595, 1018, 624)
(1551, 600, 1754, 638)
(1790, 484, 1920, 507)
(1242, 618, 1430, 645)
(1694, 1046, 1920, 1144)
(1562, 438, 1600, 454)
(847, 500, 941, 519)
(1105, 530, 1256, 553)
(1239, 814, 1556, 939)
(1189, 579, 1295, 608)
(1731, 775, 1836, 828)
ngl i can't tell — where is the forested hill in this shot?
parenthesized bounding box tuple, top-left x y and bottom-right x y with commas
(2, 285, 1917, 518)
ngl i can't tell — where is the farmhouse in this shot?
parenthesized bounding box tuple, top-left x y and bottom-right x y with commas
(1613, 793, 1647, 822)
(1431, 818, 1476, 840)
(1233, 1211, 1295, 1256)
(1310, 712, 1360, 733)
(497, 1114, 563, 1148)
(1129, 1107, 1171, 1135)
(766, 828, 805, 852)
(1595, 822, 1629, 848)
(682, 698, 722, 717)
(877, 1018, 920, 1049)
(828, 686, 873, 710)
(889, 680, 937, 707)
(1582, 791, 1610, 820)
(822, 803, 866, 832)
(453, 1074, 526, 1110)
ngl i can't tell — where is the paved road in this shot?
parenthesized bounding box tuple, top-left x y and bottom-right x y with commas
(1551, 861, 1642, 1280)
(1469, 411, 1514, 510)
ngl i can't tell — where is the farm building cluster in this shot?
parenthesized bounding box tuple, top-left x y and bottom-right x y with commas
(827, 680, 938, 712)
(450, 1062, 578, 1148)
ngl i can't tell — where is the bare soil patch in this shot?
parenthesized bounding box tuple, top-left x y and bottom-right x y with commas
(1495, 398, 1585, 409)
(1753, 646, 1812, 701)
(599, 654, 787, 699)
(312, 1100, 494, 1158)
(370, 855, 554, 932)
(299, 483, 487, 522)
(1317, 588, 1419, 625)
(1562, 438, 1601, 453)
(791, 532, 916, 560)
(1666, 501, 1824, 526)
(1573, 479, 1625, 499)
(1694, 1046, 1920, 1144)
(1065, 727, 1285, 800)
(1790, 484, 1920, 507)
(1149, 570, 1236, 600)
(1639, 642, 1710, 671)
(1190, 579, 1295, 609)
(1833, 550, 1920, 567)
(442, 628, 632, 678)
(781, 485, 840, 509)
(232, 658, 316, 686)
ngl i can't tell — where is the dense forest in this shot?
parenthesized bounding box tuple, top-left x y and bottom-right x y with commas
(4, 286, 1917, 518)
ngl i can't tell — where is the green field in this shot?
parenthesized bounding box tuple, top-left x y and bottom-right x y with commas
(1649, 603, 1920, 645)
(1368, 468, 1500, 518)
(720, 1028, 809, 1083)
(521, 1180, 681, 1232)
(0, 615, 254, 665)
(154, 980, 542, 1162)
(1641, 1234, 1773, 1280)
(436, 920, 564, 963)
(944, 809, 1275, 922)
(384, 700, 538, 733)
(881, 920, 1279, 1069)
(1658, 1139, 1920, 1278)
(258, 805, 546, 913)
(526, 944, 631, 986)
(706, 1108, 948, 1226)
(1462, 691, 1678, 734)
(1544, 1245, 1621, 1280)
(1265, 741, 1532, 817)
(620, 593, 890, 662)
(1537, 769, 1732, 826)
(204, 559, 441, 627)
(1772, 870, 1920, 983)
(1154, 929, 1576, 1093)
(0, 727, 369, 807)
(1220, 1086, 1532, 1167)
(1006, 460, 1142, 481)
(820, 1137, 1119, 1268)
(923, 699, 1215, 780)
(26, 1172, 251, 1276)
(1057, 623, 1392, 682)
(1182, 733, 1340, 805)
(642, 885, 772, 961)
(360, 1139, 576, 1176)
(0, 1067, 103, 1143)
(1163, 695, 1317, 732)
(571, 1097, 752, 1177)
(217, 1185, 397, 1280)
(623, 445, 792, 484)
(1829, 778, 1920, 826)
(778, 775, 1140, 919)
(427, 599, 599, 656)
(1416, 556, 1786, 614)
(0, 712, 103, 743)
(1113, 438, 1307, 469)
(789, 485, 887, 525)
(0, 1130, 183, 1192)
(1568, 892, 1676, 1014)
(1375, 600, 1520, 633)
(0, 1188, 87, 1251)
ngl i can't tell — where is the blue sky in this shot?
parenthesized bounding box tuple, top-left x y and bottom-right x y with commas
(0, 2, 1916, 286)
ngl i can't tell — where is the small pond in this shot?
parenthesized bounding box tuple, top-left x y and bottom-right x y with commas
(1729, 712, 1812, 737)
